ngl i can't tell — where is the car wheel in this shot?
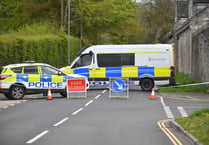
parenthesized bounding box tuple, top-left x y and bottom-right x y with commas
(140, 78, 154, 91)
(60, 92, 67, 98)
(4, 93, 12, 100)
(9, 85, 25, 100)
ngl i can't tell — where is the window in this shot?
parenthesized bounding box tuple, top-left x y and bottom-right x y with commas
(72, 54, 92, 68)
(41, 66, 61, 75)
(97, 53, 134, 67)
(24, 66, 38, 74)
(11, 67, 22, 73)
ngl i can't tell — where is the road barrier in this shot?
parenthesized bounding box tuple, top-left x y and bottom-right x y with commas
(67, 78, 87, 99)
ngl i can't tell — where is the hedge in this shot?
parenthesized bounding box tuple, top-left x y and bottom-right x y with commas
(0, 34, 80, 69)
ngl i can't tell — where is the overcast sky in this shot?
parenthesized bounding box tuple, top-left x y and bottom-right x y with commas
(135, 0, 142, 2)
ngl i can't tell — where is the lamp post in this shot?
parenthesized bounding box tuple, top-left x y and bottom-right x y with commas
(67, 0, 71, 65)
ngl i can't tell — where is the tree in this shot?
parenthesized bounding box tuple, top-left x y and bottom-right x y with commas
(0, 0, 24, 31)
(21, 0, 61, 25)
(140, 0, 175, 43)
(70, 0, 138, 45)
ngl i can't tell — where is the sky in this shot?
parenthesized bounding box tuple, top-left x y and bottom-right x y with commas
(135, 0, 142, 2)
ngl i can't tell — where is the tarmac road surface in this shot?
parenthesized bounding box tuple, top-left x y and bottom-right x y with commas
(0, 86, 208, 145)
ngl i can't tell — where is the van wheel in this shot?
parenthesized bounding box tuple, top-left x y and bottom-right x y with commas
(9, 86, 25, 100)
(140, 78, 154, 91)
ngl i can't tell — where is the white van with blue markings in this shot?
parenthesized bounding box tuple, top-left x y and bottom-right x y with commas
(61, 44, 176, 91)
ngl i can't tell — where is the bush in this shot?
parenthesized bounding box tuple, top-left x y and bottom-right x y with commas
(0, 23, 80, 68)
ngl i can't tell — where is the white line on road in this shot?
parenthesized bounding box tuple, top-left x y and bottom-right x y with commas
(160, 97, 165, 106)
(26, 130, 49, 144)
(85, 100, 94, 106)
(95, 94, 101, 99)
(160, 97, 174, 118)
(164, 106, 174, 118)
(72, 108, 83, 115)
(102, 90, 107, 93)
(177, 106, 188, 117)
(53, 117, 69, 127)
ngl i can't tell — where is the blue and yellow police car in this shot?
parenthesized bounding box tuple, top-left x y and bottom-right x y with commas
(0, 62, 88, 100)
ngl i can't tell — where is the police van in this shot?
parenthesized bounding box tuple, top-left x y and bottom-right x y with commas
(0, 62, 88, 100)
(61, 44, 176, 91)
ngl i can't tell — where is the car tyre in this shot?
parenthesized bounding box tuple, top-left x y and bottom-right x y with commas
(4, 93, 12, 100)
(140, 78, 154, 91)
(9, 85, 25, 100)
(60, 92, 67, 98)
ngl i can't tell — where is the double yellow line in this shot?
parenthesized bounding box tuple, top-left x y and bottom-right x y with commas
(158, 119, 183, 145)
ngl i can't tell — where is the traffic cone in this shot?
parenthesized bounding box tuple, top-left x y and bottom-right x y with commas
(149, 88, 156, 100)
(47, 88, 53, 100)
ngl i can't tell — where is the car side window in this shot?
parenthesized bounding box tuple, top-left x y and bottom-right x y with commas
(11, 67, 23, 73)
(24, 66, 38, 74)
(41, 66, 60, 75)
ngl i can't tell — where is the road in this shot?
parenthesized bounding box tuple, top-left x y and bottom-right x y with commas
(0, 86, 208, 145)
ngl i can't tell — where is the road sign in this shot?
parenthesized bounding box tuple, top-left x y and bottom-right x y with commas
(109, 78, 129, 99)
(112, 79, 126, 92)
(67, 78, 87, 99)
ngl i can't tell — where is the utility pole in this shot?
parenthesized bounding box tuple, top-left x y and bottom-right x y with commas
(67, 0, 71, 65)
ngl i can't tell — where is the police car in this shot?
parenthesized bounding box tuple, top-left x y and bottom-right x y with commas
(0, 62, 88, 100)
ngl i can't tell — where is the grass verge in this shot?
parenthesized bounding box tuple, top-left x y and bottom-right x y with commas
(175, 108, 209, 145)
(160, 72, 209, 93)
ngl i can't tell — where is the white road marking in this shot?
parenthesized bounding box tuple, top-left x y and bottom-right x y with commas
(177, 106, 188, 117)
(53, 117, 69, 127)
(160, 97, 174, 118)
(160, 97, 166, 106)
(85, 100, 94, 106)
(72, 108, 83, 115)
(164, 106, 174, 118)
(26, 130, 49, 144)
(102, 90, 107, 93)
(95, 94, 101, 99)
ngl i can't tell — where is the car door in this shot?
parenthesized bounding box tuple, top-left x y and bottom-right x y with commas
(23, 65, 43, 93)
(40, 66, 65, 91)
(71, 53, 93, 78)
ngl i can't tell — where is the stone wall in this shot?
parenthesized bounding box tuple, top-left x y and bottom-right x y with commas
(192, 27, 209, 82)
(173, 6, 209, 82)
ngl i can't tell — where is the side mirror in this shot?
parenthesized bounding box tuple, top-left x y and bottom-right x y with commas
(58, 71, 64, 75)
(89, 51, 93, 56)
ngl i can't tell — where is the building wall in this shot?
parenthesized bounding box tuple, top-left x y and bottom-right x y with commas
(192, 27, 209, 82)
(172, 1, 209, 82)
(177, 29, 192, 76)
